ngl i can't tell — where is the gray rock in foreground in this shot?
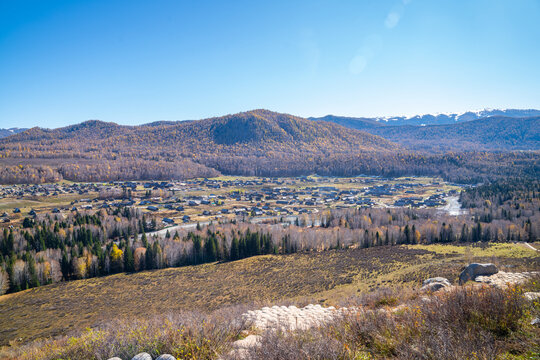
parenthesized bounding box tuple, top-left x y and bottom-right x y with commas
(132, 353, 152, 360)
(459, 263, 498, 285)
(156, 355, 176, 360)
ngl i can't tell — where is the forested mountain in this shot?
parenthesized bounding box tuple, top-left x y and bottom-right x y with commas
(8, 109, 399, 154)
(0, 128, 27, 139)
(311, 108, 540, 126)
(0, 110, 401, 182)
(0, 110, 538, 184)
(311, 116, 540, 151)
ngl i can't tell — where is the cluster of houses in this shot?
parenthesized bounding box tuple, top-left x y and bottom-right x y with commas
(0, 182, 102, 198)
(0, 176, 462, 226)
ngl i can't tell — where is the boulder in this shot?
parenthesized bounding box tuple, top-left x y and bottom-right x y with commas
(421, 282, 448, 292)
(422, 277, 451, 287)
(132, 353, 152, 360)
(421, 277, 451, 292)
(156, 355, 176, 360)
(108, 358, 123, 360)
(459, 263, 498, 285)
(532, 318, 540, 327)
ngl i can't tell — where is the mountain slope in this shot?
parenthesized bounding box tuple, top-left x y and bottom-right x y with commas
(0, 110, 404, 182)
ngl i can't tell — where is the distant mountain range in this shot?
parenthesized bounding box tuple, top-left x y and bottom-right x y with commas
(311, 110, 540, 151)
(0, 128, 27, 139)
(311, 108, 540, 127)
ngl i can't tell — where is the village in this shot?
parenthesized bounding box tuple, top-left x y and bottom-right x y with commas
(0, 176, 465, 229)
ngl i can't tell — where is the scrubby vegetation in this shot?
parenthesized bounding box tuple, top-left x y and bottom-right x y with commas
(2, 281, 539, 359)
(245, 284, 540, 360)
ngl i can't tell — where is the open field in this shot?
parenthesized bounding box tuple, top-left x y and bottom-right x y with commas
(1, 242, 538, 347)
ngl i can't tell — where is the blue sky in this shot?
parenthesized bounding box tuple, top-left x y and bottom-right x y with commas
(1, 0, 539, 128)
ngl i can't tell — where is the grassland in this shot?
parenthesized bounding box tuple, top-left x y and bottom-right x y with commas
(1, 242, 538, 348)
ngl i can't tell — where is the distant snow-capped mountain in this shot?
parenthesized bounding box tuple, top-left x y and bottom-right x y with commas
(372, 109, 540, 126)
(0, 128, 28, 138)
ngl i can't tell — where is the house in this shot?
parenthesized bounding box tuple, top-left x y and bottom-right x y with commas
(162, 217, 175, 224)
(182, 215, 191, 222)
(52, 208, 60, 213)
(13, 208, 20, 213)
(147, 205, 159, 211)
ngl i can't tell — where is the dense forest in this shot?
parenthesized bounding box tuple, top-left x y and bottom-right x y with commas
(1, 179, 538, 295)
(0, 110, 538, 184)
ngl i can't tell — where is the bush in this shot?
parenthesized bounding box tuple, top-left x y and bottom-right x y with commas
(6, 307, 246, 360)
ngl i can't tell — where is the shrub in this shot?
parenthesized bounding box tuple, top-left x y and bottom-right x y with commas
(7, 307, 246, 360)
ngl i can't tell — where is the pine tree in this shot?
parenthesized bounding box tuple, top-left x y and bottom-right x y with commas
(124, 242, 135, 272)
(61, 251, 70, 280)
(230, 236, 240, 261)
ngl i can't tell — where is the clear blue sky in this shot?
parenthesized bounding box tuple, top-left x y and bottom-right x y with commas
(1, 0, 540, 128)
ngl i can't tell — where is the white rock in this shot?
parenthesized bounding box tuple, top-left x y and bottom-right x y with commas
(155, 355, 175, 360)
(132, 353, 152, 360)
(156, 355, 175, 360)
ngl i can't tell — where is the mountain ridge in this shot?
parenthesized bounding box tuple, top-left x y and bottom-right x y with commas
(310, 108, 540, 126)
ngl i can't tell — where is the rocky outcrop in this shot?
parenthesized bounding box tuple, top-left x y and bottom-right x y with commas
(242, 304, 354, 332)
(459, 263, 498, 284)
(474, 271, 539, 288)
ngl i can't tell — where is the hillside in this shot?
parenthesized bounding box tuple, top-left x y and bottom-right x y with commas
(0, 110, 404, 182)
(312, 115, 540, 151)
(0, 243, 537, 346)
(7, 110, 398, 153)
